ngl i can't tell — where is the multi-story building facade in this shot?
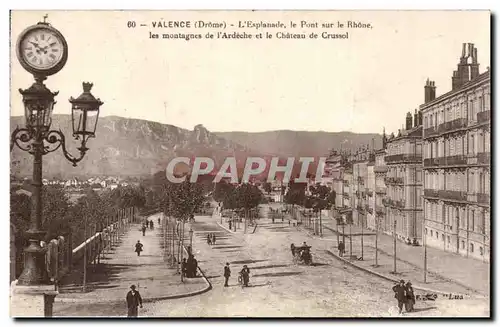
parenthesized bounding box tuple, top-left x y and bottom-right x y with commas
(384, 111, 424, 242)
(342, 163, 354, 224)
(374, 148, 389, 233)
(325, 151, 345, 209)
(366, 158, 376, 230)
(421, 43, 490, 262)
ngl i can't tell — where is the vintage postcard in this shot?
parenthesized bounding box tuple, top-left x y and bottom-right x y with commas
(9, 10, 491, 318)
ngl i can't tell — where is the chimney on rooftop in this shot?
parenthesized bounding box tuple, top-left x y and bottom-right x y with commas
(424, 78, 436, 103)
(406, 112, 413, 130)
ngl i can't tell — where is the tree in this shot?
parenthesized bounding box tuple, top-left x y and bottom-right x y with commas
(284, 178, 306, 208)
(235, 183, 263, 225)
(263, 182, 272, 194)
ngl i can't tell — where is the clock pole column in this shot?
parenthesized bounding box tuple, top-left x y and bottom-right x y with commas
(11, 76, 58, 317)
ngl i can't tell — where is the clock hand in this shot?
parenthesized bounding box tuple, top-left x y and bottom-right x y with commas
(29, 41, 40, 48)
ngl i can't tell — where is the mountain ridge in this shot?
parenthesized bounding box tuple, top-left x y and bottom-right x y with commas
(10, 115, 382, 179)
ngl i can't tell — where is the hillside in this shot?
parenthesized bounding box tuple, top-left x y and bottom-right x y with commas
(214, 130, 382, 158)
(10, 115, 382, 179)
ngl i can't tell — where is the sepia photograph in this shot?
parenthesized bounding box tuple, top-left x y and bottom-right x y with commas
(8, 10, 491, 318)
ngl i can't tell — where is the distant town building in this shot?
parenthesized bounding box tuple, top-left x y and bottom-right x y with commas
(421, 43, 490, 262)
(384, 110, 423, 242)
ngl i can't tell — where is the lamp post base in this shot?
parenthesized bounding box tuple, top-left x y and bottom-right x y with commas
(10, 280, 58, 317)
(17, 238, 49, 286)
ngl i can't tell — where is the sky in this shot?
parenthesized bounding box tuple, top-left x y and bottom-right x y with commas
(10, 10, 491, 134)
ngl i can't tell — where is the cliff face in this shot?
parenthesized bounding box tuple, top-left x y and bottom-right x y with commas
(10, 115, 251, 179)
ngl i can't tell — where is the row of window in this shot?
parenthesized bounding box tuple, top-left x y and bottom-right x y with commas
(386, 142, 423, 157)
(423, 130, 490, 158)
(424, 169, 490, 194)
(423, 89, 490, 129)
(424, 228, 485, 255)
(424, 202, 488, 233)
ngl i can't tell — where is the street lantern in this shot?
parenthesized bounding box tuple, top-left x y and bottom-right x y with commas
(19, 81, 58, 133)
(12, 19, 103, 286)
(70, 82, 103, 143)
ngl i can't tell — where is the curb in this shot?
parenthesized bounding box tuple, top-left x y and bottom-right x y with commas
(216, 221, 237, 234)
(324, 250, 477, 298)
(364, 244, 486, 296)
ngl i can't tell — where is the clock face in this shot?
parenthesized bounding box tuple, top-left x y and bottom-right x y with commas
(17, 24, 68, 76)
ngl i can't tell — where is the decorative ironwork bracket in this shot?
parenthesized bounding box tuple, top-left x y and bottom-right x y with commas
(11, 127, 89, 167)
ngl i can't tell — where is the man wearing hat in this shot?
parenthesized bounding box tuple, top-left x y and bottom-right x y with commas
(405, 281, 415, 312)
(126, 284, 143, 317)
(392, 280, 407, 314)
(223, 262, 231, 287)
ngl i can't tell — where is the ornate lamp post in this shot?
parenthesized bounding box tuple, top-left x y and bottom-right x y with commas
(189, 227, 194, 248)
(12, 19, 103, 286)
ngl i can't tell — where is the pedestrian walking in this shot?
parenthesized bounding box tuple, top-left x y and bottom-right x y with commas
(392, 280, 407, 314)
(158, 217, 161, 225)
(290, 243, 296, 257)
(135, 240, 143, 256)
(126, 285, 143, 317)
(223, 262, 231, 287)
(207, 233, 212, 245)
(405, 281, 415, 312)
(338, 241, 345, 257)
(240, 265, 250, 287)
(212, 234, 217, 245)
(150, 220, 154, 230)
(142, 225, 146, 236)
(181, 258, 187, 278)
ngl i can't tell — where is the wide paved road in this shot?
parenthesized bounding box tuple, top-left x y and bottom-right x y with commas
(141, 214, 488, 317)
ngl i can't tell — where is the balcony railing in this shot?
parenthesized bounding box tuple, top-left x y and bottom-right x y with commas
(477, 193, 490, 205)
(424, 189, 439, 198)
(424, 155, 467, 167)
(375, 206, 385, 215)
(438, 190, 467, 202)
(478, 152, 490, 165)
(437, 118, 467, 135)
(424, 126, 438, 138)
(477, 110, 491, 124)
(395, 200, 405, 208)
(382, 198, 404, 208)
(374, 165, 388, 173)
(384, 177, 404, 185)
(385, 154, 423, 164)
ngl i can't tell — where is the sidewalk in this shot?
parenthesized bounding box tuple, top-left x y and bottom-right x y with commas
(313, 217, 489, 297)
(53, 213, 209, 317)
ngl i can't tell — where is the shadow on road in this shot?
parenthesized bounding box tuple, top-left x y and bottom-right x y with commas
(246, 283, 270, 288)
(311, 262, 329, 267)
(213, 246, 243, 249)
(231, 259, 267, 265)
(251, 264, 289, 270)
(410, 306, 437, 313)
(58, 262, 131, 294)
(253, 271, 302, 278)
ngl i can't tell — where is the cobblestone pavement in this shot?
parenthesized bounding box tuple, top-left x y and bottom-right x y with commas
(53, 213, 207, 317)
(141, 212, 489, 317)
